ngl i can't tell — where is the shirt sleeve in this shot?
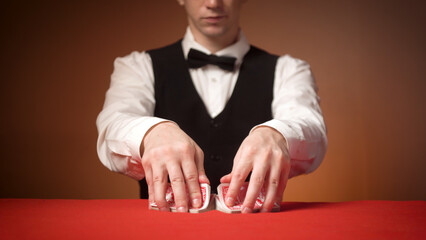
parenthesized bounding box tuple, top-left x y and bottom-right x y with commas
(96, 51, 171, 180)
(252, 55, 328, 178)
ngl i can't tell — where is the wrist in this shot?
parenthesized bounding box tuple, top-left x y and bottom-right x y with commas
(251, 126, 287, 148)
(140, 121, 178, 155)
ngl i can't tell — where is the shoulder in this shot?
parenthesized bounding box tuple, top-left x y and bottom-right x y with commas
(277, 54, 310, 69)
(111, 50, 154, 80)
(275, 54, 312, 78)
(113, 39, 181, 66)
(146, 40, 182, 57)
(248, 45, 279, 59)
(114, 51, 151, 68)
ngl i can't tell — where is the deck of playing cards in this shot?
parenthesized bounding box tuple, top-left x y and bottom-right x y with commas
(215, 182, 280, 213)
(149, 183, 215, 213)
(149, 182, 280, 213)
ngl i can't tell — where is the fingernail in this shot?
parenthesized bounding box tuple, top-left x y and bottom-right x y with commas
(177, 206, 187, 213)
(159, 207, 169, 212)
(192, 198, 201, 208)
(242, 206, 252, 214)
(225, 197, 234, 207)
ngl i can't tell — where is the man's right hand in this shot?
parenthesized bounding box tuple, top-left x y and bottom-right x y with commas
(140, 122, 209, 212)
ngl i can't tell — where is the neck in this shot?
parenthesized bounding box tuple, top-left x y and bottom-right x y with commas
(189, 26, 239, 53)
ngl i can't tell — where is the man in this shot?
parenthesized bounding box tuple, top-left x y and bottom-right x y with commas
(97, 0, 327, 213)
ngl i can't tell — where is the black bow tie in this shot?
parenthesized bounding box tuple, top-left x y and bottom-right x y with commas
(187, 48, 236, 71)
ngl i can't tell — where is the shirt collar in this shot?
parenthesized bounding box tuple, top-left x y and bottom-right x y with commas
(181, 26, 250, 66)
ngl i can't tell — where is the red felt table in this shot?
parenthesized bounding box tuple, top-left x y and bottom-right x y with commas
(0, 199, 424, 240)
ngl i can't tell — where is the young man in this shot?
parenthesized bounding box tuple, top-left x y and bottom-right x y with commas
(97, 0, 327, 213)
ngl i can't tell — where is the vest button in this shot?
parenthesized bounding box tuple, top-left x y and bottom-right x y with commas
(210, 120, 220, 128)
(210, 154, 222, 162)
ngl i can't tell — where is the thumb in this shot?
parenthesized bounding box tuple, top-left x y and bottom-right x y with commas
(198, 170, 210, 185)
(220, 173, 232, 183)
(194, 147, 210, 185)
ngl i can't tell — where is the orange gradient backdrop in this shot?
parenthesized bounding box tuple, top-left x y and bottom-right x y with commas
(0, 0, 425, 201)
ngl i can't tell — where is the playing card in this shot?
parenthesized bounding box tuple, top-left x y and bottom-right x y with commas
(216, 182, 281, 213)
(150, 182, 280, 213)
(149, 183, 211, 213)
(215, 194, 239, 213)
(190, 194, 215, 213)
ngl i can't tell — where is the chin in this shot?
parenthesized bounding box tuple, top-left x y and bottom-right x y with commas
(200, 26, 228, 38)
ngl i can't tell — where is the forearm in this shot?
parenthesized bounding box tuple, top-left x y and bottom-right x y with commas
(254, 55, 327, 177)
(96, 111, 170, 180)
(253, 117, 326, 178)
(96, 51, 171, 180)
(267, 117, 327, 175)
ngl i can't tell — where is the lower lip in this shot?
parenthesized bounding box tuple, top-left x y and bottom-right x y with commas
(204, 16, 225, 24)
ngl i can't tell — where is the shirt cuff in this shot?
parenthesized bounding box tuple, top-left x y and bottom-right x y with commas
(125, 117, 175, 160)
(105, 117, 174, 180)
(250, 119, 294, 154)
(251, 119, 320, 175)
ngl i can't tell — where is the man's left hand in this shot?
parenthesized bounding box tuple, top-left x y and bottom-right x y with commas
(220, 126, 290, 213)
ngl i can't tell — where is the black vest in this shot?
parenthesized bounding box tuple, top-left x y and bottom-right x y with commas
(139, 40, 278, 198)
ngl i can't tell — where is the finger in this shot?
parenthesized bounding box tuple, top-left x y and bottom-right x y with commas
(144, 167, 155, 205)
(260, 164, 282, 213)
(194, 146, 210, 185)
(181, 159, 202, 208)
(230, 146, 243, 173)
(261, 161, 290, 213)
(141, 157, 154, 204)
(220, 147, 244, 183)
(225, 157, 252, 208)
(242, 162, 268, 214)
(152, 164, 169, 212)
(167, 162, 188, 212)
(220, 145, 242, 188)
(220, 173, 232, 183)
(275, 164, 290, 208)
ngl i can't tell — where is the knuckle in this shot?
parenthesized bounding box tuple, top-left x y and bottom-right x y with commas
(152, 175, 166, 184)
(149, 147, 165, 158)
(185, 174, 198, 183)
(264, 149, 274, 160)
(196, 148, 204, 158)
(252, 176, 264, 185)
(275, 150, 285, 161)
(170, 176, 185, 184)
(269, 178, 279, 187)
(232, 172, 246, 181)
(176, 142, 194, 155)
(141, 157, 151, 168)
(244, 145, 259, 155)
(144, 147, 169, 162)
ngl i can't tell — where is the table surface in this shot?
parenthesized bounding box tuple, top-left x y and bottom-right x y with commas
(1, 199, 425, 240)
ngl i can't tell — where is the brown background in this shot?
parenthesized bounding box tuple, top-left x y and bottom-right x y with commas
(0, 0, 425, 201)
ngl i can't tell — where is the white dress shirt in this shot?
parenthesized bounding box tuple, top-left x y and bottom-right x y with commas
(96, 27, 327, 180)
